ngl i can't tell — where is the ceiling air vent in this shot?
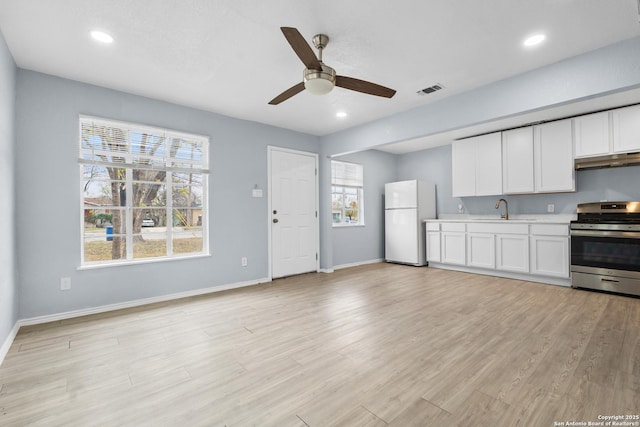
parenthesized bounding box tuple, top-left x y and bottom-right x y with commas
(417, 83, 445, 95)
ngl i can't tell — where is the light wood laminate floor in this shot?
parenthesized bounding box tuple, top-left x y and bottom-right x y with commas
(1, 263, 639, 426)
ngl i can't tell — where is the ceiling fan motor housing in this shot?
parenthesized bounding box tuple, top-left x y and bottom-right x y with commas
(304, 64, 336, 95)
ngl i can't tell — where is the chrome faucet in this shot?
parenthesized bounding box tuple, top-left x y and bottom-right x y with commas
(495, 198, 509, 220)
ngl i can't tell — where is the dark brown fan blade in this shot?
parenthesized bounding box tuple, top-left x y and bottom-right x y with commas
(268, 82, 305, 105)
(335, 76, 396, 98)
(281, 27, 321, 70)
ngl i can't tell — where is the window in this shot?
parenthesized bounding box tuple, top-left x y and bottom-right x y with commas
(79, 116, 209, 266)
(331, 160, 364, 226)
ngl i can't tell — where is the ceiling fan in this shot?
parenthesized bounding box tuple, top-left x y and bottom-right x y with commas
(268, 27, 396, 105)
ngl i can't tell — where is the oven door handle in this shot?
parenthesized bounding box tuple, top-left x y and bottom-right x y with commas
(571, 229, 640, 239)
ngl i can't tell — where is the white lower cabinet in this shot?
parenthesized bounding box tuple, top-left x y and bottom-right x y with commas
(467, 233, 495, 269)
(425, 220, 569, 285)
(529, 224, 570, 278)
(496, 234, 529, 273)
(442, 232, 466, 265)
(441, 223, 466, 265)
(426, 233, 441, 262)
(426, 223, 441, 262)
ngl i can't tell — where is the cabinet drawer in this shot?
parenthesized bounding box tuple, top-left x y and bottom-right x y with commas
(441, 222, 466, 232)
(491, 223, 529, 235)
(531, 224, 569, 236)
(467, 222, 499, 233)
(466, 222, 529, 234)
(425, 222, 440, 231)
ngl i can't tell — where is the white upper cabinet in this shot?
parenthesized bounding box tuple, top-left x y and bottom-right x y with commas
(452, 132, 502, 197)
(453, 104, 639, 197)
(451, 139, 477, 197)
(502, 127, 534, 194)
(612, 104, 640, 154)
(573, 111, 610, 158)
(534, 120, 575, 193)
(573, 105, 640, 158)
(503, 121, 574, 194)
(475, 134, 503, 196)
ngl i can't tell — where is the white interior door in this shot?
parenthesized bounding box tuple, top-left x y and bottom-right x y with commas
(269, 147, 318, 278)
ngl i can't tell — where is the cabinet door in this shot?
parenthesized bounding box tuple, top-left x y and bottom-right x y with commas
(502, 127, 534, 194)
(451, 140, 476, 197)
(426, 232, 441, 262)
(612, 105, 640, 153)
(467, 233, 495, 269)
(573, 111, 610, 158)
(534, 120, 575, 193)
(441, 232, 466, 265)
(530, 235, 569, 278)
(496, 234, 529, 273)
(475, 133, 503, 196)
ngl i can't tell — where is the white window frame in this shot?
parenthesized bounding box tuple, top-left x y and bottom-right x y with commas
(78, 115, 210, 268)
(331, 160, 365, 227)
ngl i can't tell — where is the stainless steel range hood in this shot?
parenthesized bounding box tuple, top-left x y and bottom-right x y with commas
(575, 152, 640, 170)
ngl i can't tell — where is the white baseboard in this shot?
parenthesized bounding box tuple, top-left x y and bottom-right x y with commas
(0, 321, 20, 367)
(333, 258, 384, 271)
(318, 268, 334, 273)
(19, 277, 272, 327)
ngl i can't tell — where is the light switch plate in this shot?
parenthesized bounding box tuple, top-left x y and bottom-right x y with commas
(252, 189, 263, 198)
(60, 277, 71, 291)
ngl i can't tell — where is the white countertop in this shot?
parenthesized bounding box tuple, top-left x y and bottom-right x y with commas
(425, 214, 575, 224)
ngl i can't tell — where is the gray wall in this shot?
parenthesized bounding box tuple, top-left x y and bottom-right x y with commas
(396, 144, 453, 215)
(332, 150, 397, 267)
(0, 31, 17, 347)
(15, 70, 319, 319)
(397, 144, 640, 217)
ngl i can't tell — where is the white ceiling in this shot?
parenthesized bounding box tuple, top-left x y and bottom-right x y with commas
(1, 0, 639, 143)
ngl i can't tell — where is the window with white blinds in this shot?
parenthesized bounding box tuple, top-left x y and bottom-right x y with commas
(79, 116, 209, 266)
(331, 160, 364, 226)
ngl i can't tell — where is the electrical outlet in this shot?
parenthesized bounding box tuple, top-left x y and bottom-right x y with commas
(60, 277, 71, 291)
(547, 204, 555, 213)
(241, 257, 248, 267)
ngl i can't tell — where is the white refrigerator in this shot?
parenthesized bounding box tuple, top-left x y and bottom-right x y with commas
(385, 180, 436, 266)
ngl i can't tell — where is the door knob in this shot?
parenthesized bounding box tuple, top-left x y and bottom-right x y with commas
(273, 210, 277, 214)
(273, 218, 279, 223)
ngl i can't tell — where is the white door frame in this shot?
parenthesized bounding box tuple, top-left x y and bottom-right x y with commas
(267, 145, 320, 279)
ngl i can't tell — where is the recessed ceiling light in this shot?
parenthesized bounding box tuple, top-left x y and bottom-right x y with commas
(523, 34, 546, 47)
(90, 30, 114, 44)
(336, 111, 347, 118)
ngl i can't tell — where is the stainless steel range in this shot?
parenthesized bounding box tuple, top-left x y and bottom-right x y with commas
(570, 202, 640, 297)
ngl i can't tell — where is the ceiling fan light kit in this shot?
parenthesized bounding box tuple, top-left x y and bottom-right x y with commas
(269, 27, 396, 105)
(304, 65, 336, 95)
